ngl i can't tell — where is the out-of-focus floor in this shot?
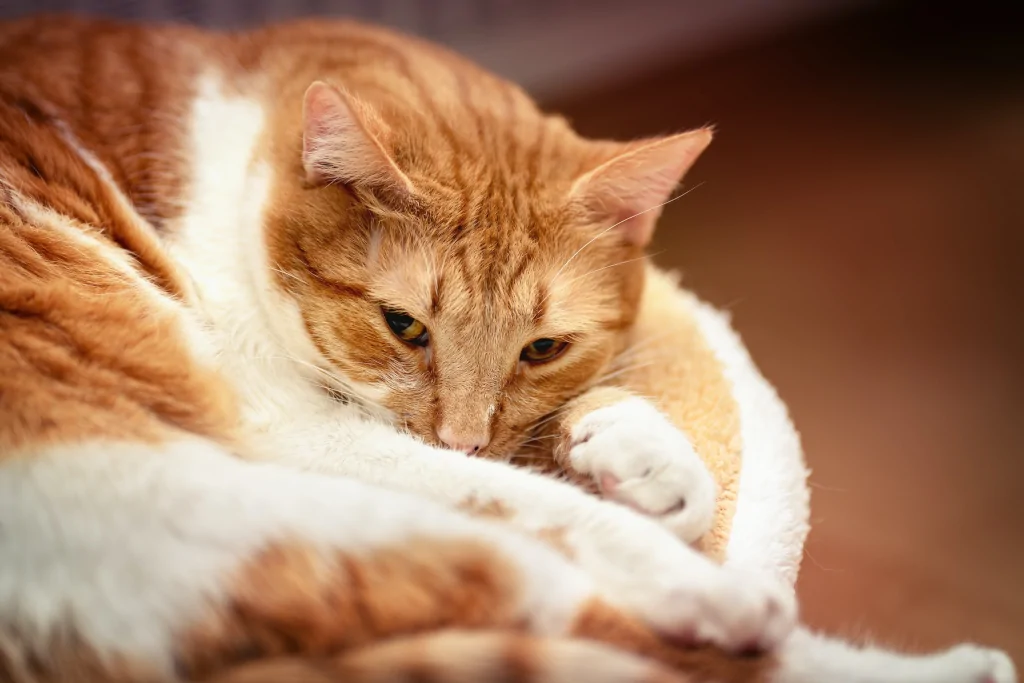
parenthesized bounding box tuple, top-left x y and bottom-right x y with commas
(552, 0, 1024, 664)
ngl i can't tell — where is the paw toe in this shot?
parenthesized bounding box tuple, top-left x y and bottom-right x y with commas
(594, 465, 715, 543)
(598, 472, 621, 495)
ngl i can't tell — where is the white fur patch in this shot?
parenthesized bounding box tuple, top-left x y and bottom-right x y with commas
(687, 293, 811, 593)
(773, 628, 1017, 683)
(0, 439, 594, 671)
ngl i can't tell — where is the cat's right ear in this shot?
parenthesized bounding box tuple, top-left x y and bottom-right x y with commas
(301, 81, 416, 196)
(569, 129, 712, 248)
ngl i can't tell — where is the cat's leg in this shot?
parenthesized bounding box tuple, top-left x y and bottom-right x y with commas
(548, 385, 718, 543)
(195, 627, 1021, 683)
(768, 628, 1016, 683)
(203, 632, 692, 683)
(568, 266, 752, 548)
(251, 414, 794, 654)
(0, 436, 696, 682)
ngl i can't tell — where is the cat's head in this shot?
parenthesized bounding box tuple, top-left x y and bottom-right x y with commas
(265, 80, 710, 458)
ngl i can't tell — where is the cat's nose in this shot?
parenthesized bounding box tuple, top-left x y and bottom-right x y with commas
(436, 424, 490, 455)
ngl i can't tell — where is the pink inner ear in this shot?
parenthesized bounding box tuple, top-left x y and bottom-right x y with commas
(571, 128, 712, 247)
(301, 81, 415, 194)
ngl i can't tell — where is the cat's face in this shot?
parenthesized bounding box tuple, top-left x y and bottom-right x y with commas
(266, 81, 710, 458)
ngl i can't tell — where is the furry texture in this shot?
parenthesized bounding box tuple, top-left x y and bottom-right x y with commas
(0, 14, 1015, 683)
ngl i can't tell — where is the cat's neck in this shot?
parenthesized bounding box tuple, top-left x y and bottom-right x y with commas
(164, 73, 296, 393)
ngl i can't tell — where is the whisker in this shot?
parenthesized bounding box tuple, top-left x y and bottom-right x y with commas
(517, 433, 562, 447)
(525, 403, 575, 431)
(552, 252, 659, 291)
(270, 265, 303, 283)
(589, 361, 658, 387)
(546, 182, 705, 292)
(509, 453, 559, 463)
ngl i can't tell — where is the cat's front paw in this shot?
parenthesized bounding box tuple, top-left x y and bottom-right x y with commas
(566, 398, 717, 542)
(628, 563, 796, 653)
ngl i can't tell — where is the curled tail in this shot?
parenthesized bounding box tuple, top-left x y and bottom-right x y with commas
(202, 630, 687, 683)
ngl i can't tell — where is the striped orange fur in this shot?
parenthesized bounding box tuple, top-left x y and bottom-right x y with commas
(3, 13, 1012, 683)
(0, 13, 773, 683)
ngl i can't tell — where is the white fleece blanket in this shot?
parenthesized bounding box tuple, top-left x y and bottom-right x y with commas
(685, 292, 811, 596)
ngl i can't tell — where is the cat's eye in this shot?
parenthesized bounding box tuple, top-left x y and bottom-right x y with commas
(382, 307, 429, 347)
(520, 338, 568, 364)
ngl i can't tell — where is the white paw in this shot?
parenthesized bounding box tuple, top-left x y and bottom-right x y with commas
(936, 644, 1017, 683)
(584, 508, 797, 654)
(629, 565, 797, 653)
(568, 398, 717, 543)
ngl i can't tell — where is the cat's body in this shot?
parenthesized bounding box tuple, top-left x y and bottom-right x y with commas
(0, 15, 1014, 683)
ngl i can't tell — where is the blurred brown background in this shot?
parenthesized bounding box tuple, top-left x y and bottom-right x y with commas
(2, 0, 1021, 665)
(549, 0, 1024, 663)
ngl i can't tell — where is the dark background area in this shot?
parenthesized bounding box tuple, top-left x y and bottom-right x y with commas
(2, 0, 1022, 663)
(550, 0, 1024, 660)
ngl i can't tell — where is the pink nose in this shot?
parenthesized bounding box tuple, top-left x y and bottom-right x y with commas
(436, 424, 490, 455)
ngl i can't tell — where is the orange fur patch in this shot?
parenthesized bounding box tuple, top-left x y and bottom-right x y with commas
(0, 629, 160, 683)
(202, 632, 686, 683)
(177, 539, 525, 680)
(534, 525, 575, 560)
(572, 599, 775, 683)
(620, 268, 744, 560)
(457, 495, 516, 520)
(0, 98, 238, 455)
(0, 16, 204, 232)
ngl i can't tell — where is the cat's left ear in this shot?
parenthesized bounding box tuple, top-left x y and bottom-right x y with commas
(569, 128, 712, 247)
(301, 80, 416, 196)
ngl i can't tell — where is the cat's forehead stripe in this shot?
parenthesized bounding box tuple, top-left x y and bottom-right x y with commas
(532, 287, 548, 326)
(430, 272, 444, 315)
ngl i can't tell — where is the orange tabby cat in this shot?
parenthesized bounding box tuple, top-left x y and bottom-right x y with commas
(0, 14, 1014, 683)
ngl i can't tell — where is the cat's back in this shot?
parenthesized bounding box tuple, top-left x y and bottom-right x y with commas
(0, 14, 219, 229)
(0, 13, 209, 90)
(234, 16, 550, 146)
(0, 16, 238, 455)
